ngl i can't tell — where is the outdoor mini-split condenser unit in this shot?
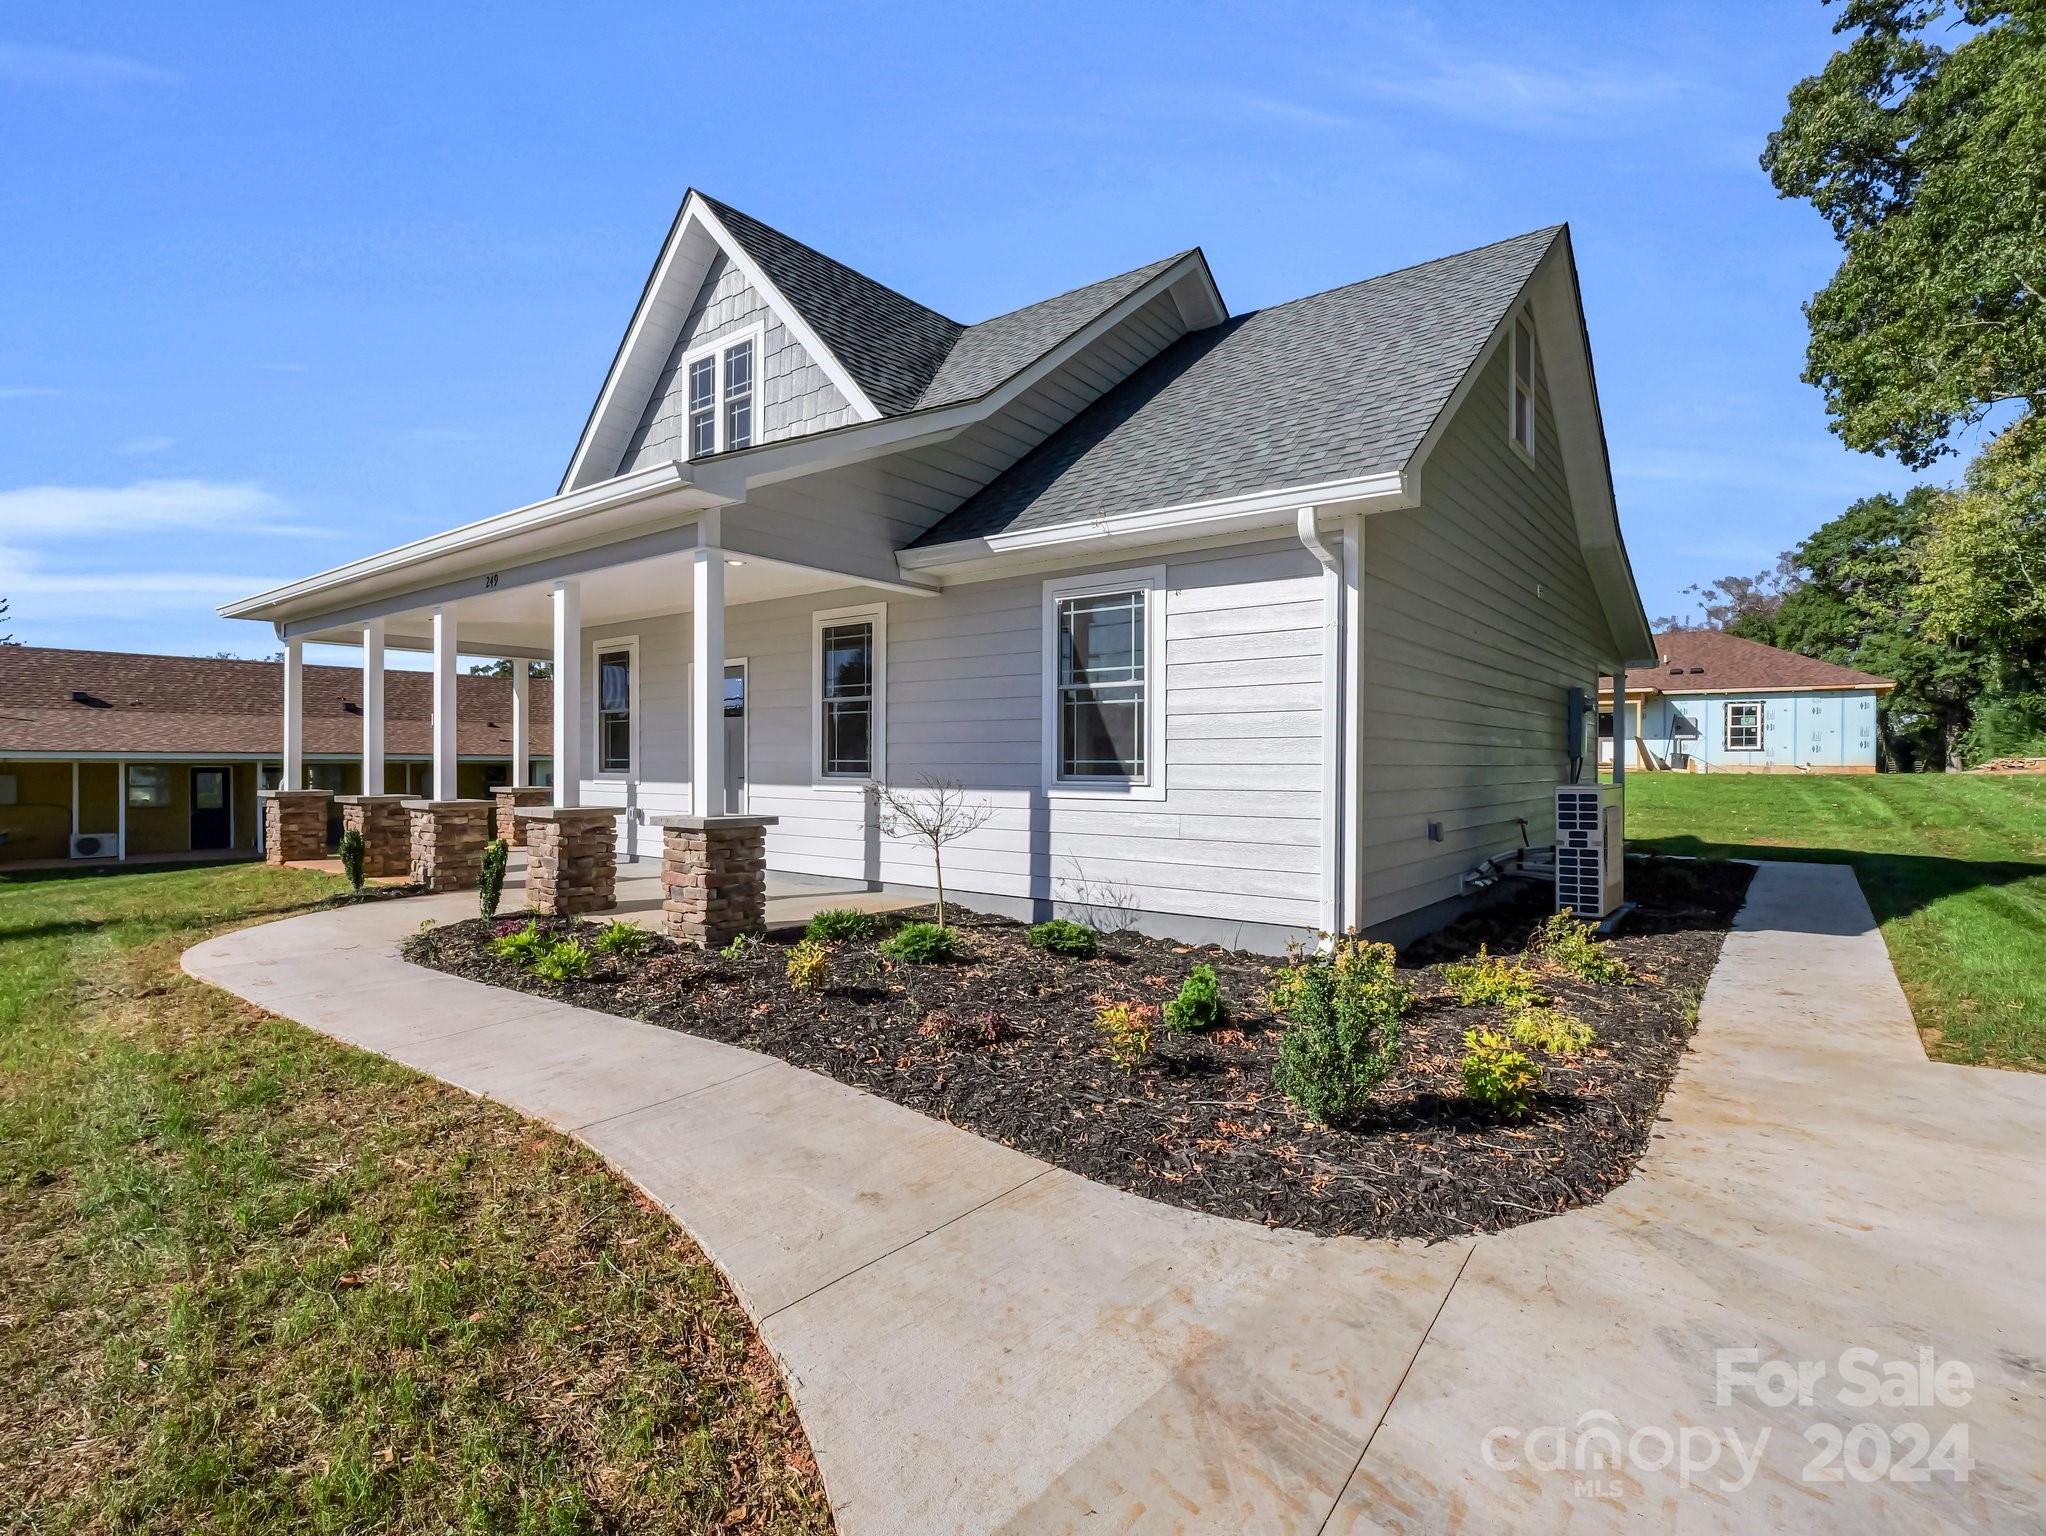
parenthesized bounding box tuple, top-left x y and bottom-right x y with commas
(1554, 783, 1624, 919)
(70, 832, 114, 859)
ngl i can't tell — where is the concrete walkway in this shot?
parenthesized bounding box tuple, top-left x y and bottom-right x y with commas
(182, 862, 2046, 1533)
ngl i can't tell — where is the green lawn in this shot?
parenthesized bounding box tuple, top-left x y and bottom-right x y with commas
(1624, 774, 2046, 1071)
(0, 860, 829, 1534)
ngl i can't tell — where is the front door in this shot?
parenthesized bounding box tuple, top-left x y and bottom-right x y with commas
(190, 767, 231, 850)
(723, 661, 747, 813)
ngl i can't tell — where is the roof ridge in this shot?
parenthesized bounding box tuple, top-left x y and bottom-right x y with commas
(694, 190, 963, 331)
(1232, 224, 1563, 321)
(957, 249, 1195, 330)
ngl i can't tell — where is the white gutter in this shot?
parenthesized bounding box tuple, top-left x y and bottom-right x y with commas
(1296, 505, 1362, 937)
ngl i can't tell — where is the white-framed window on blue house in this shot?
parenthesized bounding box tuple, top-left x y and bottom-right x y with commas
(681, 326, 761, 458)
(1725, 700, 1763, 752)
(1041, 567, 1166, 799)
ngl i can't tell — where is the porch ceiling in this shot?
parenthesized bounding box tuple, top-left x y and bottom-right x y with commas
(293, 548, 891, 657)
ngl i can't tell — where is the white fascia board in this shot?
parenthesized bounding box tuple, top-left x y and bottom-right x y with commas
(896, 471, 1410, 576)
(690, 199, 882, 424)
(220, 462, 710, 622)
(691, 252, 1221, 495)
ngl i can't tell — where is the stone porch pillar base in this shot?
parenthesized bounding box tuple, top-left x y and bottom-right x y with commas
(493, 786, 553, 847)
(258, 789, 331, 865)
(516, 806, 619, 916)
(402, 798, 494, 892)
(655, 814, 778, 949)
(334, 794, 410, 877)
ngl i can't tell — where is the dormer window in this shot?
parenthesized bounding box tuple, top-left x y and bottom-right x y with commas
(681, 327, 761, 457)
(1509, 313, 1536, 457)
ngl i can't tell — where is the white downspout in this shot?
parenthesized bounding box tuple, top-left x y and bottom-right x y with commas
(1298, 506, 1348, 935)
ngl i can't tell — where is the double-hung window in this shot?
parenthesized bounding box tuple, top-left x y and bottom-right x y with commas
(813, 605, 884, 782)
(681, 327, 760, 458)
(1043, 569, 1164, 796)
(1509, 313, 1536, 457)
(596, 642, 635, 774)
(1725, 701, 1763, 752)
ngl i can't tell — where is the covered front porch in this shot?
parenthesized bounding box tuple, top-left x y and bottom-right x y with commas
(240, 488, 928, 941)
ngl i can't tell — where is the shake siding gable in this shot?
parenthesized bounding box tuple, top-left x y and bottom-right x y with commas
(617, 253, 854, 473)
(1357, 328, 1619, 927)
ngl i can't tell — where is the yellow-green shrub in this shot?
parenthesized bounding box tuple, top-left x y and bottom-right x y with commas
(1442, 945, 1541, 1008)
(1533, 909, 1633, 985)
(1096, 1000, 1155, 1070)
(1509, 1004, 1594, 1055)
(1461, 1028, 1542, 1119)
(786, 938, 828, 993)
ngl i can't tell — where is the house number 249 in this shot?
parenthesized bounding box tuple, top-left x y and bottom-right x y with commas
(482, 573, 499, 589)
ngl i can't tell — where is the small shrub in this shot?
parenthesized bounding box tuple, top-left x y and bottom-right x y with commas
(918, 1009, 1014, 1048)
(1441, 945, 1541, 1008)
(337, 828, 366, 891)
(1263, 960, 1310, 1017)
(1095, 1000, 1156, 1070)
(592, 919, 653, 957)
(1532, 910, 1633, 985)
(1272, 936, 1408, 1124)
(1461, 1028, 1543, 1119)
(880, 921, 960, 964)
(1163, 962, 1225, 1033)
(478, 838, 509, 919)
(490, 920, 550, 964)
(1509, 1004, 1594, 1056)
(804, 907, 885, 943)
(1027, 918, 1098, 958)
(530, 935, 593, 984)
(720, 931, 760, 960)
(786, 937, 828, 993)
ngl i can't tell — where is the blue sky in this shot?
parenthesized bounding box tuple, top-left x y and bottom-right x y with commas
(1, 1, 1932, 669)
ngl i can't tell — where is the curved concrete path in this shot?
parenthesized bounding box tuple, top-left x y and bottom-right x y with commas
(183, 863, 2046, 1533)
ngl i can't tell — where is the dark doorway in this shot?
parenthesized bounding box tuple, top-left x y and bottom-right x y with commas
(190, 767, 231, 851)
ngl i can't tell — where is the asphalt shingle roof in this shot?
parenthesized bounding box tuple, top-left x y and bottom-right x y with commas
(1618, 630, 1895, 695)
(908, 227, 1562, 549)
(913, 252, 1193, 409)
(699, 195, 964, 415)
(0, 648, 552, 758)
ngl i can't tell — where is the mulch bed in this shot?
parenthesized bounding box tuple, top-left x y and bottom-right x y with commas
(402, 856, 1753, 1241)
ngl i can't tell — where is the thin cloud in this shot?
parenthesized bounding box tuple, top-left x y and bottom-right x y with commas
(1208, 88, 1356, 130)
(0, 547, 285, 612)
(0, 385, 61, 400)
(0, 478, 319, 538)
(115, 434, 176, 456)
(1358, 56, 1679, 135)
(0, 40, 177, 88)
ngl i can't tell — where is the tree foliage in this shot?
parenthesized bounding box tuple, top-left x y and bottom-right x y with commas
(1764, 2, 2046, 468)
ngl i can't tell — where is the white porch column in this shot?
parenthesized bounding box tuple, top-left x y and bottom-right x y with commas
(551, 579, 582, 808)
(282, 637, 305, 790)
(691, 543, 726, 816)
(1612, 675, 1629, 786)
(510, 657, 531, 787)
(362, 619, 385, 794)
(70, 761, 79, 842)
(117, 762, 128, 861)
(430, 607, 458, 801)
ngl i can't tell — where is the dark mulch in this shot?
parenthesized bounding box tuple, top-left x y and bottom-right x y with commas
(403, 857, 1754, 1241)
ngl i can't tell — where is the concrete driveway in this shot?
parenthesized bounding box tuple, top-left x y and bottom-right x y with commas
(183, 862, 2046, 1533)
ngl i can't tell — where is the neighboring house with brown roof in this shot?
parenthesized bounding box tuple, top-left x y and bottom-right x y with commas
(0, 647, 552, 864)
(1599, 630, 1894, 774)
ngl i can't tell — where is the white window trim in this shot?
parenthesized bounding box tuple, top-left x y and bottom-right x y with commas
(1725, 700, 1764, 752)
(679, 322, 766, 459)
(811, 602, 886, 791)
(590, 634, 640, 779)
(1507, 309, 1536, 462)
(1041, 565, 1168, 801)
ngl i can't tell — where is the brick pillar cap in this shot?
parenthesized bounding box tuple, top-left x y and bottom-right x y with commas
(400, 797, 496, 811)
(514, 805, 618, 822)
(258, 788, 333, 800)
(653, 814, 779, 831)
(332, 793, 411, 806)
